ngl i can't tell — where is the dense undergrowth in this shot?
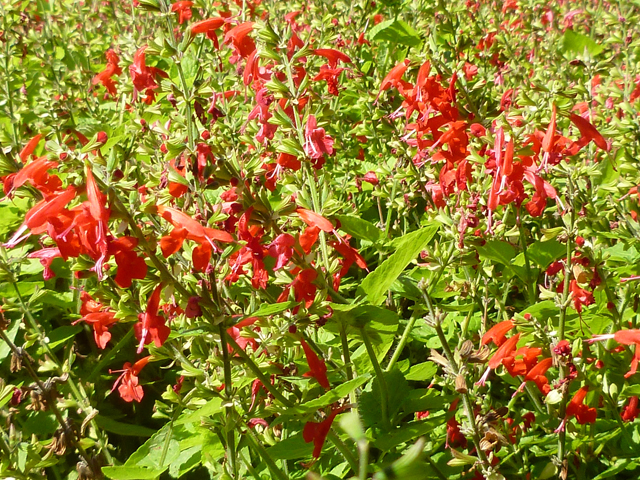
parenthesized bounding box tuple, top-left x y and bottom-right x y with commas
(1, 0, 640, 479)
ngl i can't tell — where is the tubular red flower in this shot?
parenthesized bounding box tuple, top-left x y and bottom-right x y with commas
(300, 338, 330, 389)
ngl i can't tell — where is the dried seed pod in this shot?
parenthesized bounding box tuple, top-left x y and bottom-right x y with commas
(455, 375, 468, 394)
(10, 347, 34, 373)
(479, 430, 501, 451)
(468, 345, 491, 363)
(458, 340, 474, 359)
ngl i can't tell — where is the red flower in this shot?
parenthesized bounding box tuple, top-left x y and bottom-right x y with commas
(303, 115, 334, 162)
(92, 49, 122, 97)
(566, 386, 596, 424)
(191, 17, 226, 45)
(4, 186, 76, 248)
(313, 49, 352, 68)
(303, 406, 347, 457)
(300, 338, 330, 389)
(569, 279, 594, 314)
(524, 357, 553, 395)
(569, 113, 609, 152)
(76, 311, 118, 349)
(227, 317, 259, 354)
(129, 46, 168, 104)
(110, 357, 151, 403)
(297, 208, 334, 232)
(108, 236, 148, 288)
(376, 59, 410, 102)
(224, 22, 255, 63)
(622, 396, 640, 422)
(27, 247, 61, 280)
(299, 225, 320, 254)
(85, 167, 111, 280)
(19, 134, 43, 163)
(134, 285, 170, 353)
(268, 233, 296, 270)
(277, 268, 318, 307)
(171, 1, 192, 24)
(481, 320, 514, 347)
(477, 333, 521, 386)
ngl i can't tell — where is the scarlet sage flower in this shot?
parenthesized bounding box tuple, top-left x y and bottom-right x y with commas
(129, 46, 168, 104)
(523, 357, 553, 395)
(157, 205, 234, 271)
(477, 333, 521, 386)
(622, 396, 640, 422)
(297, 208, 334, 232)
(108, 236, 148, 288)
(75, 311, 118, 349)
(110, 357, 151, 403)
(303, 406, 348, 458)
(92, 49, 122, 97)
(313, 49, 352, 68)
(376, 59, 410, 102)
(268, 233, 296, 270)
(565, 386, 596, 424)
(134, 285, 170, 353)
(299, 225, 320, 254)
(224, 22, 255, 63)
(85, 167, 111, 279)
(27, 247, 62, 280)
(569, 113, 609, 152)
(191, 17, 226, 44)
(277, 268, 318, 308)
(171, 1, 192, 24)
(4, 186, 76, 248)
(481, 320, 515, 347)
(227, 317, 259, 354)
(6, 157, 61, 196)
(304, 115, 334, 163)
(19, 134, 43, 163)
(300, 338, 330, 389)
(569, 279, 594, 314)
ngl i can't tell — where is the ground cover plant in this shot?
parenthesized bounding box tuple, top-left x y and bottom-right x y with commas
(1, 0, 640, 478)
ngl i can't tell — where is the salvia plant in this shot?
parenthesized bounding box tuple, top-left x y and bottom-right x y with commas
(1, 0, 640, 479)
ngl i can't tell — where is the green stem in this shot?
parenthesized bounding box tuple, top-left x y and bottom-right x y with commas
(557, 176, 576, 469)
(219, 324, 238, 478)
(360, 327, 390, 429)
(244, 428, 289, 480)
(226, 335, 293, 407)
(0, 328, 94, 469)
(327, 430, 359, 473)
(386, 312, 417, 372)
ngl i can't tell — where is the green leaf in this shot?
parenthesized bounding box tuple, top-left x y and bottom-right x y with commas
(95, 415, 157, 437)
(102, 466, 167, 480)
(369, 19, 422, 47)
(605, 243, 640, 263)
(249, 301, 297, 317)
(284, 375, 371, 415)
(336, 215, 382, 243)
(0, 281, 42, 297)
(401, 388, 448, 414)
(0, 319, 20, 362)
(266, 433, 314, 459)
(562, 29, 604, 58)
(477, 240, 515, 266)
(526, 240, 566, 269)
(405, 362, 437, 382)
(374, 413, 445, 452)
(175, 398, 223, 425)
(359, 369, 409, 429)
(41, 325, 82, 351)
(359, 224, 439, 305)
